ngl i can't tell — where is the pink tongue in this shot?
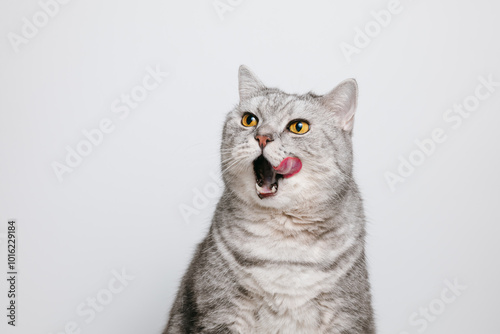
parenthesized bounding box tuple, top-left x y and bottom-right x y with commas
(274, 157, 302, 178)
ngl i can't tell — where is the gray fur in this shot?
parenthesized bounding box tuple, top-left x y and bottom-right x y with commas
(164, 66, 375, 334)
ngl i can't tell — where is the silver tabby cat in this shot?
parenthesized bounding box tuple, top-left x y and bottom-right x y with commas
(164, 66, 375, 334)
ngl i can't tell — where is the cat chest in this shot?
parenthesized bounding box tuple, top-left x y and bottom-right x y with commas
(216, 224, 342, 297)
(241, 264, 333, 298)
(233, 288, 337, 334)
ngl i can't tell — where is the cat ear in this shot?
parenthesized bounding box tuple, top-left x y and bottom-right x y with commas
(321, 79, 358, 133)
(238, 65, 265, 100)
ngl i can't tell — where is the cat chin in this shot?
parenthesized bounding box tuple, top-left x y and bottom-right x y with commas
(250, 183, 297, 209)
(250, 193, 293, 210)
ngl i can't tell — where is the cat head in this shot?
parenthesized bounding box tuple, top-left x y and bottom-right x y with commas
(221, 65, 358, 210)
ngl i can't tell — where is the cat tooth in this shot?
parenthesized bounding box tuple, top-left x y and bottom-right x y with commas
(255, 183, 278, 196)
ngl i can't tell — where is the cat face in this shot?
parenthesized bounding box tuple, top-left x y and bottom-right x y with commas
(221, 66, 358, 210)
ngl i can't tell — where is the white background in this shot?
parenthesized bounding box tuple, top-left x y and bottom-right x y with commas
(1, 0, 499, 333)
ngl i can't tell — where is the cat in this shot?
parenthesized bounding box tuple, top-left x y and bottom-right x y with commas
(163, 66, 375, 334)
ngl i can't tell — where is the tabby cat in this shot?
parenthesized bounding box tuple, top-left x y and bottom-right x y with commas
(164, 66, 375, 334)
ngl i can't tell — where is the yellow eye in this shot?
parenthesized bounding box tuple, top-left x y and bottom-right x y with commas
(288, 120, 309, 134)
(242, 113, 258, 127)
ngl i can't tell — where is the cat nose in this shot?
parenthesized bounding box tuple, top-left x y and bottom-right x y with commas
(255, 134, 273, 149)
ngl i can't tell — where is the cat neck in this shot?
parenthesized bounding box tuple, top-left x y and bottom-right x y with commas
(217, 183, 363, 235)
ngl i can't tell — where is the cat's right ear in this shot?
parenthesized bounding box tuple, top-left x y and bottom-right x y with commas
(238, 65, 265, 100)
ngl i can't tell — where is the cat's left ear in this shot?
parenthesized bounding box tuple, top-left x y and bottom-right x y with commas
(238, 65, 265, 100)
(321, 79, 358, 133)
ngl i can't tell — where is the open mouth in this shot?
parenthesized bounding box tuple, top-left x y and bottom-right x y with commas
(252, 155, 302, 199)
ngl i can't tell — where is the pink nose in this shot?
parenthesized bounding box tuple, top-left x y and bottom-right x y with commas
(255, 135, 272, 149)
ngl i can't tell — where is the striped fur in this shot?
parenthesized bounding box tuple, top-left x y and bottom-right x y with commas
(164, 66, 375, 333)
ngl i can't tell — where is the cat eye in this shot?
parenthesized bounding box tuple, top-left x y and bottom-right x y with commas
(288, 120, 310, 134)
(241, 113, 258, 127)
